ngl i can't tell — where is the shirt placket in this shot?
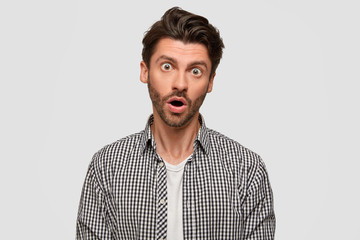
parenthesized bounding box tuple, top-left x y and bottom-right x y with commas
(156, 158, 167, 240)
(183, 151, 196, 240)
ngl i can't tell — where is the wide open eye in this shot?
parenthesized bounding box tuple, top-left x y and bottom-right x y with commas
(161, 63, 172, 71)
(191, 68, 202, 76)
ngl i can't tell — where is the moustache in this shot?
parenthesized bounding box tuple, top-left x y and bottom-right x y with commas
(164, 91, 191, 103)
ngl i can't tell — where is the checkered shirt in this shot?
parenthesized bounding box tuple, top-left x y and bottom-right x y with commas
(76, 115, 275, 239)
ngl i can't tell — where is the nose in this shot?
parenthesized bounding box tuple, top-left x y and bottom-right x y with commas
(172, 71, 188, 92)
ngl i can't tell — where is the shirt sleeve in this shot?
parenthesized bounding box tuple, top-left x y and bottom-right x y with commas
(242, 158, 276, 239)
(76, 158, 112, 240)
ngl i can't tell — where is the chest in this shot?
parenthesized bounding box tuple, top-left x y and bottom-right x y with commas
(107, 155, 243, 239)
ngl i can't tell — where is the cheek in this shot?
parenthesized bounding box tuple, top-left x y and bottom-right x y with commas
(189, 82, 210, 98)
(150, 71, 173, 90)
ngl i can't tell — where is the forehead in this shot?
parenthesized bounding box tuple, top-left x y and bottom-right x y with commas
(151, 38, 211, 66)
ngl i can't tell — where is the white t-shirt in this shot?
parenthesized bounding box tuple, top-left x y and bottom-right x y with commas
(164, 155, 192, 240)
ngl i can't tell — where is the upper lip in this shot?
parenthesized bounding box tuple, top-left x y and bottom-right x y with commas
(167, 97, 187, 105)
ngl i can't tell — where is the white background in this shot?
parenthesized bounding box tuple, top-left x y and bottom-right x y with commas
(1, 0, 359, 239)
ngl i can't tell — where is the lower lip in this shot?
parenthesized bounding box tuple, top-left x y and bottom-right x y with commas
(167, 103, 187, 113)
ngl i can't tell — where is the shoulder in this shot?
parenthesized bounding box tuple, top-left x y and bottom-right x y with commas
(205, 128, 270, 190)
(206, 128, 261, 160)
(205, 128, 266, 174)
(90, 131, 145, 171)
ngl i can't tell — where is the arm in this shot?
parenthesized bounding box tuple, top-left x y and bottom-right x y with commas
(242, 158, 276, 239)
(76, 158, 111, 239)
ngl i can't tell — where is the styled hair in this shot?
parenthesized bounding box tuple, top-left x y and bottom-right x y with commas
(142, 7, 224, 76)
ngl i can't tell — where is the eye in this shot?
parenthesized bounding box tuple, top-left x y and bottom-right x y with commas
(191, 68, 202, 76)
(161, 63, 172, 71)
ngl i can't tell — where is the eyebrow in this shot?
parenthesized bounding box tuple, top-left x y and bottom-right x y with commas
(155, 55, 209, 71)
(189, 61, 209, 71)
(155, 55, 178, 65)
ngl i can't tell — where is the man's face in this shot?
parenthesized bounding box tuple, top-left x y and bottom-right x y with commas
(140, 38, 215, 128)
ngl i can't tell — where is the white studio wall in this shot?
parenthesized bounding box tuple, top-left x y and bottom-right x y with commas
(0, 0, 359, 239)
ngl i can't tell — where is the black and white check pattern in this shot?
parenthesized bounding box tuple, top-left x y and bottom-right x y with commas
(77, 115, 275, 239)
(156, 155, 167, 240)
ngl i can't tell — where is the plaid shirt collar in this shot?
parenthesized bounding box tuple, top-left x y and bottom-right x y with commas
(140, 114, 210, 156)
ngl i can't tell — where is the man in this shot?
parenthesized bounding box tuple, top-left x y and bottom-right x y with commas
(77, 7, 275, 240)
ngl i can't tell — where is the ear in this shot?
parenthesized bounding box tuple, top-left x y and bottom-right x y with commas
(207, 72, 216, 93)
(140, 61, 149, 84)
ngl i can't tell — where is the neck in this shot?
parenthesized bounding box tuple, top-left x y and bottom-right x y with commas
(151, 112, 200, 165)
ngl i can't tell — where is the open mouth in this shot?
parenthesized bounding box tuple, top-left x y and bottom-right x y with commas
(170, 100, 184, 107)
(167, 97, 187, 113)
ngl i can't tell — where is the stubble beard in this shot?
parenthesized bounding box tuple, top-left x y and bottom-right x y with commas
(148, 78, 208, 128)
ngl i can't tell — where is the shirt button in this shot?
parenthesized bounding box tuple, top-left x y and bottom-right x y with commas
(159, 162, 164, 167)
(160, 199, 166, 205)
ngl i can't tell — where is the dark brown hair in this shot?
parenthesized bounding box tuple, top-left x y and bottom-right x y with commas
(142, 7, 224, 76)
